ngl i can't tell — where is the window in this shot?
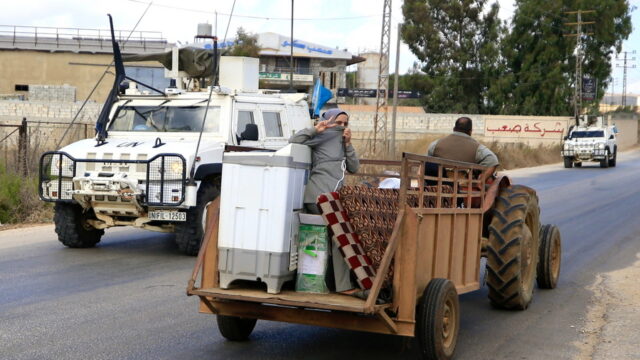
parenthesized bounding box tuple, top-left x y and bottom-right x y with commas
(263, 112, 283, 137)
(330, 72, 337, 89)
(570, 130, 605, 139)
(275, 57, 291, 71)
(124, 66, 171, 92)
(296, 58, 310, 74)
(108, 106, 221, 132)
(15, 84, 28, 91)
(237, 111, 255, 134)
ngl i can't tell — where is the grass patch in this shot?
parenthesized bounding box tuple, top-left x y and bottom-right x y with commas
(0, 163, 52, 224)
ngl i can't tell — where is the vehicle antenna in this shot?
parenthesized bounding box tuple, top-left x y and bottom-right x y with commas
(188, 0, 237, 185)
(55, 1, 154, 149)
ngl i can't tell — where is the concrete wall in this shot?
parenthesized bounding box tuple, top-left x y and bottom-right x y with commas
(610, 114, 639, 150)
(347, 110, 639, 148)
(0, 50, 161, 101)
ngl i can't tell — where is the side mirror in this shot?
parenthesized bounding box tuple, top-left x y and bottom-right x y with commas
(609, 135, 614, 140)
(563, 136, 568, 140)
(240, 123, 259, 141)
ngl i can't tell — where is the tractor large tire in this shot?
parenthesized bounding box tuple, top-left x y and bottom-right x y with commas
(563, 157, 573, 168)
(486, 185, 540, 310)
(217, 315, 257, 341)
(53, 203, 104, 248)
(537, 224, 562, 289)
(175, 178, 220, 256)
(416, 278, 459, 360)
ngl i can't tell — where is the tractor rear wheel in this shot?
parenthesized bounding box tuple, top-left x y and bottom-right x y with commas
(217, 315, 257, 341)
(416, 278, 459, 360)
(486, 185, 540, 310)
(537, 224, 561, 289)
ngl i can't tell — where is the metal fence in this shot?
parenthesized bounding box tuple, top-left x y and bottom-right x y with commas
(0, 118, 93, 177)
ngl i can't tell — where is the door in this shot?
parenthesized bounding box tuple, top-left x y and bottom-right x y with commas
(233, 103, 263, 148)
(258, 104, 289, 150)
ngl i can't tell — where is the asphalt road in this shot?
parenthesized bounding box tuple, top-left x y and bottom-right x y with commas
(2, 151, 640, 360)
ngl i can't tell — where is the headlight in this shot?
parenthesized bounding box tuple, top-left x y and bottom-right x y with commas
(597, 143, 605, 149)
(169, 160, 183, 174)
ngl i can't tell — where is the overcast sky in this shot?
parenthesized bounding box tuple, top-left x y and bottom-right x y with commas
(0, 0, 638, 94)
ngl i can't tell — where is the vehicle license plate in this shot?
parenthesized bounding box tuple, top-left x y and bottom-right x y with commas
(149, 210, 186, 221)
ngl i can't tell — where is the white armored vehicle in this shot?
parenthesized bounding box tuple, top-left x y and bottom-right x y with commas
(561, 116, 617, 169)
(39, 17, 312, 255)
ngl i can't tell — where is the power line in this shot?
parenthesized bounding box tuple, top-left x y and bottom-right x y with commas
(127, 0, 380, 21)
(564, 9, 596, 119)
(616, 50, 637, 106)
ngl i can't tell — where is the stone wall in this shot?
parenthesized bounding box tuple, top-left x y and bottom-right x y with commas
(28, 84, 76, 102)
(0, 100, 100, 123)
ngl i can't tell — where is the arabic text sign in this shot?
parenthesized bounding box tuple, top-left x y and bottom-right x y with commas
(582, 77, 596, 101)
(337, 88, 423, 98)
(484, 119, 567, 139)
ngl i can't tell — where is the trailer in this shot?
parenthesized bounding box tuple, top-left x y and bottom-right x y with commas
(187, 152, 561, 360)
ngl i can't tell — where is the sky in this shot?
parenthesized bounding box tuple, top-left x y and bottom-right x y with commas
(0, 0, 638, 94)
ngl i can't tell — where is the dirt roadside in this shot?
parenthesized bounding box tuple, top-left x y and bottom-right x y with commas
(574, 252, 640, 360)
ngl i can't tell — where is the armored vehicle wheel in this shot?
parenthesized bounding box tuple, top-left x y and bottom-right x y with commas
(217, 315, 257, 341)
(574, 162, 582, 168)
(416, 278, 459, 360)
(600, 152, 609, 168)
(563, 157, 573, 168)
(54, 203, 104, 248)
(537, 224, 561, 289)
(608, 149, 617, 167)
(175, 178, 220, 256)
(486, 185, 540, 310)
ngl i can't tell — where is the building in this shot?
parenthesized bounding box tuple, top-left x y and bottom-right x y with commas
(600, 93, 640, 113)
(216, 32, 364, 97)
(0, 24, 170, 102)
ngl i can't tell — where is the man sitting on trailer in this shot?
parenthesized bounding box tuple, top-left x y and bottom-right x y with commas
(427, 116, 499, 183)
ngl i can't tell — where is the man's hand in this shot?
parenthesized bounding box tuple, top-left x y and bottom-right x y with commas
(343, 128, 352, 144)
(314, 120, 337, 133)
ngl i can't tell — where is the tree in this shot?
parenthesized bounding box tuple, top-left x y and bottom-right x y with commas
(401, 0, 504, 114)
(225, 28, 260, 57)
(496, 0, 632, 116)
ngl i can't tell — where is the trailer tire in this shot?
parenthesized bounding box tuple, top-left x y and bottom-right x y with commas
(537, 224, 561, 289)
(486, 185, 540, 310)
(416, 278, 459, 360)
(175, 178, 220, 256)
(563, 157, 573, 168)
(54, 203, 103, 248)
(217, 315, 257, 341)
(600, 151, 609, 168)
(574, 162, 582, 168)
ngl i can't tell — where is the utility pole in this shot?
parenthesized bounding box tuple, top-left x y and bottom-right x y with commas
(390, 22, 402, 158)
(289, 0, 295, 91)
(373, 0, 391, 154)
(616, 50, 637, 107)
(564, 10, 595, 122)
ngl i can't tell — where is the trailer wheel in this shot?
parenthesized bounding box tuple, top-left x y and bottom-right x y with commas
(574, 162, 582, 168)
(217, 315, 257, 341)
(537, 224, 561, 289)
(416, 278, 459, 360)
(54, 203, 104, 248)
(175, 178, 220, 256)
(563, 157, 573, 168)
(600, 151, 609, 168)
(486, 185, 540, 310)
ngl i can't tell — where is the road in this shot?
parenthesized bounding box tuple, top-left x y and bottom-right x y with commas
(2, 151, 640, 360)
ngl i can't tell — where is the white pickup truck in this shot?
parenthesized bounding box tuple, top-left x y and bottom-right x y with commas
(561, 124, 617, 168)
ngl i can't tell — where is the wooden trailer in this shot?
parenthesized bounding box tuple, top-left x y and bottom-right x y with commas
(187, 152, 561, 360)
